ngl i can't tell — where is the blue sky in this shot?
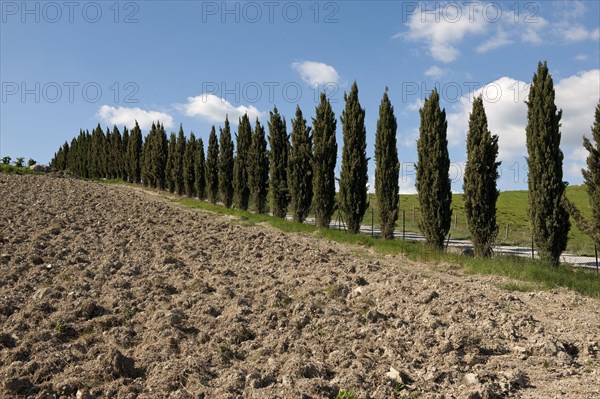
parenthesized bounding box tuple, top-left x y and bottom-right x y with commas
(1, 0, 599, 192)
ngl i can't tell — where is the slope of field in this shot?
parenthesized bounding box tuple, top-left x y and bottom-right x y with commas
(0, 175, 598, 399)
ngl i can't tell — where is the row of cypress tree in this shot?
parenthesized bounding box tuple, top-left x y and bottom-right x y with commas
(51, 62, 598, 266)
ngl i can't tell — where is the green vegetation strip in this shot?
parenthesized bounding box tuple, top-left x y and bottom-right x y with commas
(151, 186, 599, 299)
(0, 164, 42, 175)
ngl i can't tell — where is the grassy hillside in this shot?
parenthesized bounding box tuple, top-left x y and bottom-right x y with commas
(362, 185, 594, 255)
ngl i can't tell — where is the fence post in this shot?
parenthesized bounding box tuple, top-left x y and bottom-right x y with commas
(594, 243, 598, 276)
(402, 209, 406, 240)
(371, 208, 374, 237)
(338, 211, 340, 230)
(531, 232, 534, 259)
(454, 212, 457, 229)
(505, 224, 509, 241)
(412, 206, 415, 223)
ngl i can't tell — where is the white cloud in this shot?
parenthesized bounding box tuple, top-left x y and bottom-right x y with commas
(446, 76, 529, 161)
(424, 65, 447, 78)
(395, 3, 487, 63)
(291, 61, 340, 85)
(399, 174, 417, 195)
(575, 54, 589, 61)
(556, 25, 600, 42)
(521, 28, 544, 45)
(179, 94, 264, 123)
(97, 105, 174, 130)
(406, 99, 424, 112)
(555, 69, 600, 147)
(445, 70, 600, 177)
(477, 29, 513, 53)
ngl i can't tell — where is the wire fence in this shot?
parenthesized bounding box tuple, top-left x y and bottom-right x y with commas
(324, 207, 599, 272)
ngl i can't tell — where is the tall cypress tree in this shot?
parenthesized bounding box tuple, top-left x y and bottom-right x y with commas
(121, 127, 129, 181)
(206, 126, 220, 204)
(127, 121, 143, 184)
(108, 126, 122, 179)
(166, 132, 177, 193)
(312, 93, 338, 228)
(269, 106, 290, 218)
(234, 114, 252, 210)
(339, 81, 369, 234)
(563, 103, 600, 246)
(463, 95, 500, 257)
(195, 137, 207, 200)
(154, 123, 168, 190)
(219, 116, 234, 207)
(416, 89, 452, 250)
(90, 124, 106, 178)
(288, 105, 313, 223)
(375, 88, 399, 239)
(249, 118, 269, 214)
(141, 125, 152, 187)
(174, 124, 186, 195)
(184, 132, 196, 197)
(526, 61, 570, 265)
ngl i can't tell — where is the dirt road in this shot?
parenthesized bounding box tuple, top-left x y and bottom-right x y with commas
(0, 175, 598, 398)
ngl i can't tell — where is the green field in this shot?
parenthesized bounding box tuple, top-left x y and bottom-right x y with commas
(360, 185, 593, 255)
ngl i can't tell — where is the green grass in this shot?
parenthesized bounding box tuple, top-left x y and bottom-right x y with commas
(0, 164, 42, 175)
(363, 185, 595, 255)
(335, 389, 357, 399)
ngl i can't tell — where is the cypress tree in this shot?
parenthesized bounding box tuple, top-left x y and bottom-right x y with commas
(526, 61, 570, 266)
(154, 123, 168, 190)
(269, 106, 290, 218)
(195, 137, 207, 200)
(339, 81, 369, 234)
(184, 132, 196, 197)
(90, 124, 106, 178)
(288, 105, 313, 223)
(141, 123, 156, 187)
(121, 127, 129, 181)
(249, 119, 269, 214)
(234, 114, 252, 210)
(416, 89, 452, 250)
(219, 116, 235, 208)
(375, 88, 399, 239)
(463, 95, 500, 257)
(166, 132, 177, 193)
(127, 121, 143, 184)
(580, 103, 600, 243)
(109, 126, 122, 179)
(563, 103, 600, 246)
(174, 125, 186, 195)
(206, 126, 219, 204)
(312, 93, 338, 228)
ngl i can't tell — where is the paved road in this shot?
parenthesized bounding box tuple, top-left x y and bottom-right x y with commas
(298, 217, 599, 270)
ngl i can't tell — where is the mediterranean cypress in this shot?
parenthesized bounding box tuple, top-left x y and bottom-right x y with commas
(288, 105, 313, 223)
(268, 106, 290, 218)
(526, 61, 570, 266)
(312, 93, 338, 228)
(563, 103, 600, 246)
(374, 88, 399, 239)
(166, 132, 177, 193)
(127, 121, 143, 184)
(233, 114, 252, 210)
(219, 117, 235, 207)
(416, 89, 452, 250)
(155, 123, 168, 190)
(184, 132, 196, 197)
(195, 137, 206, 200)
(206, 126, 219, 204)
(339, 81, 369, 234)
(249, 119, 269, 214)
(174, 125, 186, 195)
(108, 126, 122, 179)
(121, 127, 129, 181)
(463, 95, 500, 257)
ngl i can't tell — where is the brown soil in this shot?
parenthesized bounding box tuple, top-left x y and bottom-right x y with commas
(0, 174, 598, 399)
